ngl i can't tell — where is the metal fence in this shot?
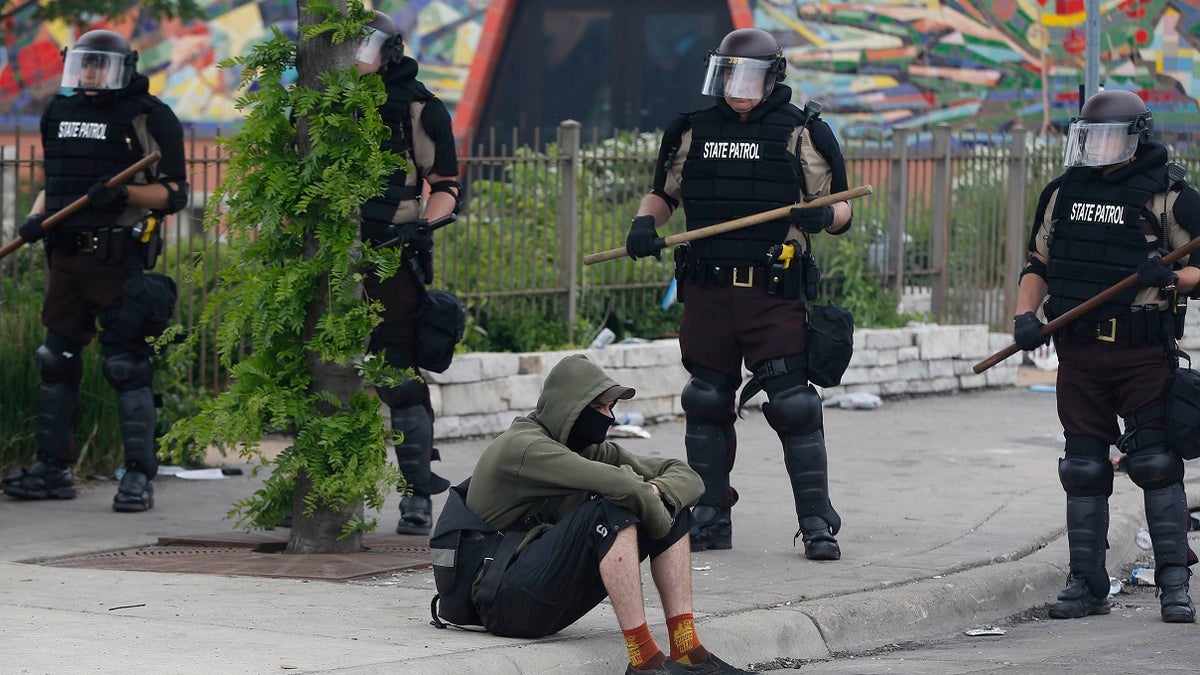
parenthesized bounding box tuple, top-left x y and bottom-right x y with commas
(3, 121, 1182, 385)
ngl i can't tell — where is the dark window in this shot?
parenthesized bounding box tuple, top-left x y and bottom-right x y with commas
(479, 0, 730, 145)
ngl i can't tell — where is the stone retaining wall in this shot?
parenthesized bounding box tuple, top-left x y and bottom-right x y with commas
(426, 324, 1020, 441)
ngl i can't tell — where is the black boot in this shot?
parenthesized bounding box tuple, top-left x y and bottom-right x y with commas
(112, 470, 154, 512)
(1048, 572, 1111, 619)
(796, 515, 840, 561)
(396, 494, 433, 535)
(1157, 565, 1196, 623)
(3, 460, 76, 500)
(689, 505, 732, 551)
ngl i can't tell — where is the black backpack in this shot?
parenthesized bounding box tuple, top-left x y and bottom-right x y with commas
(430, 479, 497, 628)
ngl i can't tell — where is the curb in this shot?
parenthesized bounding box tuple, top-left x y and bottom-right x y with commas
(374, 488, 1153, 675)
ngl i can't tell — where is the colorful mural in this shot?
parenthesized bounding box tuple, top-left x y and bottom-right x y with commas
(0, 0, 487, 131)
(2, 0, 1199, 139)
(761, 0, 1200, 138)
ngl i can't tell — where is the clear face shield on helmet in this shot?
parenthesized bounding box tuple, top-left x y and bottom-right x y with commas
(1062, 120, 1140, 167)
(700, 55, 774, 99)
(60, 49, 133, 91)
(355, 28, 391, 72)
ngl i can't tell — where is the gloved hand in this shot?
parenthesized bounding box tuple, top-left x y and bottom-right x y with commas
(625, 215, 663, 260)
(1013, 311, 1049, 351)
(789, 204, 834, 233)
(17, 213, 46, 243)
(386, 220, 433, 250)
(87, 175, 129, 208)
(1136, 255, 1178, 289)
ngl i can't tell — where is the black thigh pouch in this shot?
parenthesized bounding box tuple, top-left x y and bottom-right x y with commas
(1166, 350, 1200, 460)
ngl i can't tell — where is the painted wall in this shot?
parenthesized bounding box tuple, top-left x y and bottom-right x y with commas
(2, 0, 1198, 138)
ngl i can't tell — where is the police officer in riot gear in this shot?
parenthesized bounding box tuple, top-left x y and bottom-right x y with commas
(626, 28, 853, 560)
(3, 29, 188, 512)
(355, 11, 461, 536)
(1014, 88, 1200, 623)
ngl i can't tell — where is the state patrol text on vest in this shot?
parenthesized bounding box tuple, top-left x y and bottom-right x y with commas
(702, 141, 761, 160)
(57, 121, 108, 140)
(1069, 202, 1126, 225)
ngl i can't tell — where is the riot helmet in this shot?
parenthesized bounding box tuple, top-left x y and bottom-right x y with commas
(700, 28, 786, 100)
(60, 29, 138, 91)
(1063, 89, 1153, 167)
(355, 11, 405, 73)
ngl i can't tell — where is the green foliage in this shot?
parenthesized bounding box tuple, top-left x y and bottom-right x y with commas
(161, 3, 403, 535)
(815, 236, 906, 328)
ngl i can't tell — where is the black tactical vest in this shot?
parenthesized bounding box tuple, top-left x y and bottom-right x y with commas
(361, 73, 433, 226)
(681, 104, 805, 265)
(42, 93, 152, 230)
(1045, 165, 1175, 322)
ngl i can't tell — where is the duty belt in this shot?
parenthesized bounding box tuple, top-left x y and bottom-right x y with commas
(1054, 306, 1166, 346)
(48, 227, 128, 261)
(674, 246, 766, 289)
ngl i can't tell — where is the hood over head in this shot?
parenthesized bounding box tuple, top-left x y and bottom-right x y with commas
(532, 354, 636, 445)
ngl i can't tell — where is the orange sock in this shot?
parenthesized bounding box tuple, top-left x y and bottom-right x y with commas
(667, 613, 710, 664)
(622, 622, 664, 670)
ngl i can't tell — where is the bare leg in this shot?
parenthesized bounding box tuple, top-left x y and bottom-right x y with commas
(599, 525, 647, 630)
(650, 532, 694, 619)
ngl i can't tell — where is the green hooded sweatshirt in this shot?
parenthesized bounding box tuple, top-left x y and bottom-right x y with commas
(466, 354, 703, 540)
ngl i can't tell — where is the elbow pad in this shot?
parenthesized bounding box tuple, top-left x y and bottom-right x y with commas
(161, 179, 189, 214)
(429, 180, 462, 213)
(829, 214, 853, 235)
(1020, 254, 1047, 281)
(650, 189, 678, 214)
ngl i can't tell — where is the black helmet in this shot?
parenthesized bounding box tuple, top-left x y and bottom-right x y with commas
(355, 10, 405, 72)
(1063, 89, 1153, 167)
(700, 28, 786, 99)
(60, 29, 138, 91)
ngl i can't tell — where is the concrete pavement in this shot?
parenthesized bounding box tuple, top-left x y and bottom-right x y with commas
(0, 378, 1193, 674)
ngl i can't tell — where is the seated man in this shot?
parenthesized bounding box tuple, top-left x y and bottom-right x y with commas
(430, 354, 749, 675)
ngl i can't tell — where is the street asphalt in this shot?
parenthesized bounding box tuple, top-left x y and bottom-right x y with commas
(1, 373, 1196, 674)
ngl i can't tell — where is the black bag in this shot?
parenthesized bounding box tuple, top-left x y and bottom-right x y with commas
(807, 302, 854, 387)
(416, 289, 465, 373)
(430, 479, 498, 628)
(1166, 350, 1200, 460)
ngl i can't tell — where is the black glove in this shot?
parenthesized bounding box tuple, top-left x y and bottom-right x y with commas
(789, 205, 834, 233)
(17, 213, 46, 243)
(386, 220, 433, 250)
(1136, 255, 1178, 289)
(1013, 311, 1049, 351)
(625, 215, 663, 260)
(87, 175, 129, 208)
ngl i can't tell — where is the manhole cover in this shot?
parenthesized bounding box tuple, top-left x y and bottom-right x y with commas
(44, 531, 432, 581)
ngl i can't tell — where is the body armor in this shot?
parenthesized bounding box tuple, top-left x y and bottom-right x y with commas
(41, 93, 151, 230)
(681, 101, 804, 265)
(1045, 165, 1174, 323)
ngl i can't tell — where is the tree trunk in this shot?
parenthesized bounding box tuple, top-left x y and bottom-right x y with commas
(286, 0, 364, 554)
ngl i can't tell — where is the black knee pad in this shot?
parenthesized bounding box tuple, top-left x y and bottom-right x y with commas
(762, 384, 822, 436)
(1125, 447, 1184, 490)
(377, 377, 430, 410)
(1058, 435, 1113, 497)
(36, 332, 83, 388)
(681, 376, 735, 424)
(102, 352, 154, 392)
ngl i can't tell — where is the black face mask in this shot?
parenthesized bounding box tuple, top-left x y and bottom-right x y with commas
(565, 405, 613, 451)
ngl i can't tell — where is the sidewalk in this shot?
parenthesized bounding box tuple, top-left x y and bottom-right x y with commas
(0, 377, 1189, 674)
